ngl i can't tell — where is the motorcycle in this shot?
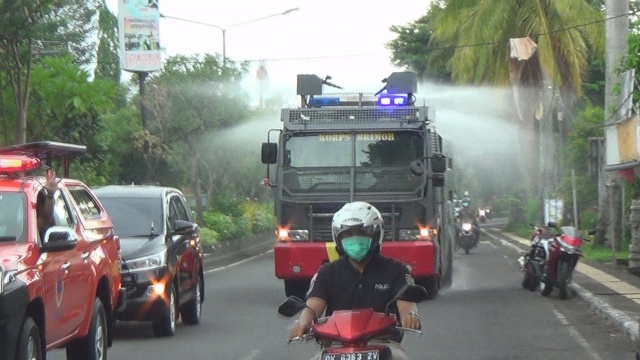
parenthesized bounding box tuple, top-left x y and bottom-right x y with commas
(278, 284, 428, 360)
(529, 222, 593, 299)
(456, 220, 477, 254)
(478, 208, 487, 223)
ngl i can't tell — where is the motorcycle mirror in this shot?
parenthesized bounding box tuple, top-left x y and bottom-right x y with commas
(587, 229, 596, 236)
(546, 221, 558, 228)
(278, 296, 307, 318)
(384, 284, 429, 316)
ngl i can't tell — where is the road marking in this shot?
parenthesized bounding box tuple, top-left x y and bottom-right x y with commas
(552, 308, 603, 360)
(500, 232, 640, 306)
(237, 350, 261, 360)
(204, 250, 273, 274)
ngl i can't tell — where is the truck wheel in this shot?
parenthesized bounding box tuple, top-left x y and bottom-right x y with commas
(67, 298, 107, 360)
(419, 276, 439, 300)
(153, 283, 177, 337)
(16, 317, 43, 360)
(284, 279, 309, 300)
(181, 274, 203, 325)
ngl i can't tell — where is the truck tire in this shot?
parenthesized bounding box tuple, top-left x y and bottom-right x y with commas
(284, 279, 310, 300)
(16, 317, 43, 360)
(419, 276, 439, 300)
(67, 298, 107, 360)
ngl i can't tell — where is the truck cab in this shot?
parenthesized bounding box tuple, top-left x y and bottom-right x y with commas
(261, 72, 454, 299)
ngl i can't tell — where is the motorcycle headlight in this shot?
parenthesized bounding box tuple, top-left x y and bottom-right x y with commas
(462, 223, 473, 231)
(123, 251, 166, 272)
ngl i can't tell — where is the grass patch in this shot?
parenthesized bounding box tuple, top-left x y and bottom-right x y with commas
(581, 244, 629, 263)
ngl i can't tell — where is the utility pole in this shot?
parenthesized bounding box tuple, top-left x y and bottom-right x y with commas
(597, 0, 629, 247)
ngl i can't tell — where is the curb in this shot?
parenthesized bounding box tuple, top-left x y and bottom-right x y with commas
(202, 232, 274, 269)
(481, 228, 640, 343)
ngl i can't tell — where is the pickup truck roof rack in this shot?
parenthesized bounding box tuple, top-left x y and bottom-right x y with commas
(0, 141, 87, 178)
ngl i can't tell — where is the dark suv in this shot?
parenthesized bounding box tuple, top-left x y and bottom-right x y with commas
(93, 185, 204, 337)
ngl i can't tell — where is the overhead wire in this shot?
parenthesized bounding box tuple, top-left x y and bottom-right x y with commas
(79, 11, 631, 66)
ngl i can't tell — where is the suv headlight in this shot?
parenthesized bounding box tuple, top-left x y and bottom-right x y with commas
(123, 251, 166, 272)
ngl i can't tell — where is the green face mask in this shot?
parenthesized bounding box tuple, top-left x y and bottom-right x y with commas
(341, 235, 372, 262)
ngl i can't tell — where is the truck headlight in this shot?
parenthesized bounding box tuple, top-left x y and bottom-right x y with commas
(398, 228, 433, 241)
(123, 251, 166, 272)
(277, 228, 309, 241)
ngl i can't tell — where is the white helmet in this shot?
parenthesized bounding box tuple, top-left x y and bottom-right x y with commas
(331, 201, 384, 256)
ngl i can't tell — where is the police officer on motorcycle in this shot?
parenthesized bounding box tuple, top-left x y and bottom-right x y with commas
(288, 201, 421, 360)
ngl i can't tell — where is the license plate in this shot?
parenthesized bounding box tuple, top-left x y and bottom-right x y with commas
(321, 350, 379, 360)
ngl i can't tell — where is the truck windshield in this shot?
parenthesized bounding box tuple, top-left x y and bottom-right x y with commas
(0, 193, 26, 243)
(282, 132, 423, 194)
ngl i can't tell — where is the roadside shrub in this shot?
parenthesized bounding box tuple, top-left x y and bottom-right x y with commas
(199, 227, 219, 245)
(203, 210, 236, 240)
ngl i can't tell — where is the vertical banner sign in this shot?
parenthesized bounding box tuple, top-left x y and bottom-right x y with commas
(118, 0, 162, 72)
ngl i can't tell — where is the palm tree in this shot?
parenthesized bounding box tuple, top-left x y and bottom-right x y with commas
(427, 0, 603, 221)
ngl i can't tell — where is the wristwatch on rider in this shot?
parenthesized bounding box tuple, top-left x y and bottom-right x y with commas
(406, 311, 420, 318)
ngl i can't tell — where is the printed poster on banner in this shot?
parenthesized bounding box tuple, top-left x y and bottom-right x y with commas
(118, 0, 161, 72)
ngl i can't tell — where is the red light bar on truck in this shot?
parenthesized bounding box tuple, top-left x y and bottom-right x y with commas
(0, 155, 40, 174)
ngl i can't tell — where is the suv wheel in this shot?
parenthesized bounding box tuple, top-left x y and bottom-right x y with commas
(181, 274, 203, 325)
(153, 283, 177, 337)
(17, 317, 43, 360)
(67, 298, 107, 360)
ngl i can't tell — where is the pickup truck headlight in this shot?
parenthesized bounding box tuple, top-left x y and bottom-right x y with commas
(123, 251, 166, 272)
(0, 266, 17, 294)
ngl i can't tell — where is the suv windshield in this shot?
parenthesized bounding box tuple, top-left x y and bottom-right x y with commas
(99, 197, 164, 238)
(282, 132, 423, 194)
(0, 192, 26, 243)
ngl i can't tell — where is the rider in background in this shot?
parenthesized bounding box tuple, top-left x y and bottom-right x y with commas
(288, 201, 421, 360)
(457, 196, 480, 243)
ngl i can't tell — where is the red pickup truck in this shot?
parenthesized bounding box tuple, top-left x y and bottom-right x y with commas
(0, 142, 124, 360)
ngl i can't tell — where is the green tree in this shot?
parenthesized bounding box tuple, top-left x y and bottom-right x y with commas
(142, 54, 252, 225)
(28, 56, 117, 183)
(386, 3, 450, 82)
(94, 0, 120, 83)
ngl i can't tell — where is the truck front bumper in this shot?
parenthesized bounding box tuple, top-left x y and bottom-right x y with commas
(274, 240, 437, 280)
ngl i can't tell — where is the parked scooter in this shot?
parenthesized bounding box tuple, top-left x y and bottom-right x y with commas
(519, 224, 550, 292)
(522, 222, 593, 299)
(278, 284, 428, 359)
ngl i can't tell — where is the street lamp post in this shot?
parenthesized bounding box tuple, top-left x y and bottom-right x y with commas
(160, 7, 299, 68)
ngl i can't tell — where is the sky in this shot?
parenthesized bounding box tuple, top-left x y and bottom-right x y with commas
(106, 0, 434, 98)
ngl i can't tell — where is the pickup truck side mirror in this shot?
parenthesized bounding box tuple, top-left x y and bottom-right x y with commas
(41, 226, 78, 252)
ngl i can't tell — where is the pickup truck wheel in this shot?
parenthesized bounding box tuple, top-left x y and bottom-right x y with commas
(67, 298, 107, 360)
(153, 283, 177, 337)
(16, 317, 43, 360)
(180, 274, 202, 325)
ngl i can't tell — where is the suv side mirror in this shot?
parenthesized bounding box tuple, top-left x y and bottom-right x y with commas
(41, 226, 78, 252)
(261, 143, 277, 164)
(173, 220, 197, 236)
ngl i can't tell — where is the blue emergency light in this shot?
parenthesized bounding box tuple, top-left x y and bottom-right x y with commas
(378, 94, 408, 106)
(309, 96, 340, 107)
